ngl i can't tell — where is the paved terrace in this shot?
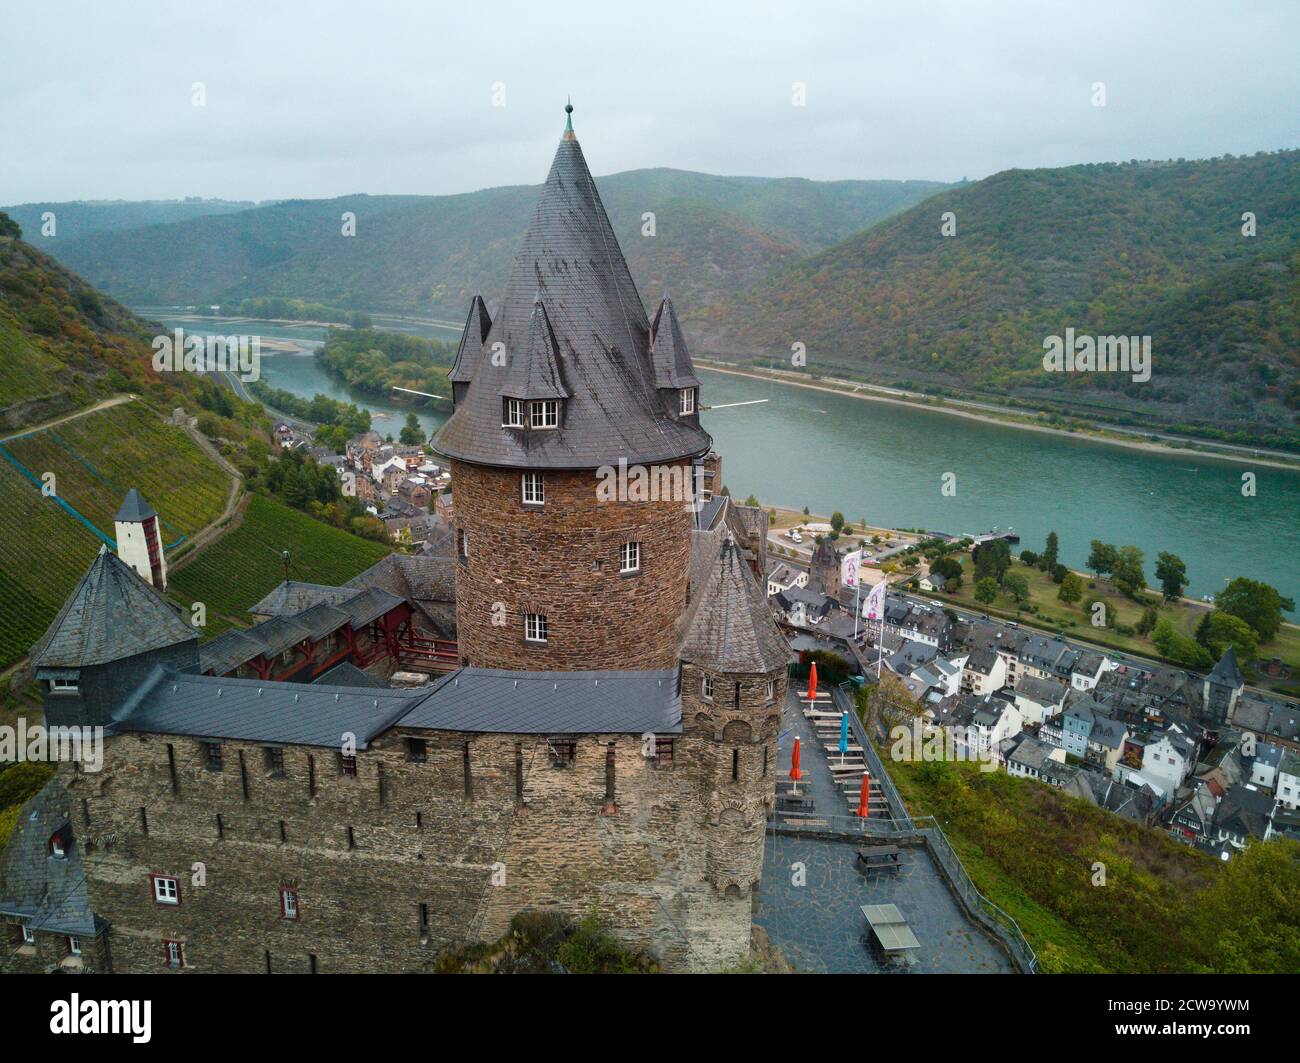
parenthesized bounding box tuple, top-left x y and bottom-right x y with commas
(754, 682, 1018, 973)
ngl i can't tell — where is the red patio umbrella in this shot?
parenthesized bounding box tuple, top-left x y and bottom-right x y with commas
(857, 772, 871, 819)
(807, 661, 818, 701)
(789, 737, 803, 793)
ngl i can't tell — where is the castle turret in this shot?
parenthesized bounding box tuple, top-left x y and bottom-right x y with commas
(31, 546, 198, 729)
(1202, 645, 1245, 724)
(114, 489, 167, 591)
(810, 536, 840, 597)
(432, 103, 712, 672)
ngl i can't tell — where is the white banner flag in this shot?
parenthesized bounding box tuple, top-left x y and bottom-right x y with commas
(861, 579, 886, 621)
(840, 549, 863, 589)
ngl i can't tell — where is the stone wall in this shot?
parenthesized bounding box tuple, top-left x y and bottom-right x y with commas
(451, 460, 693, 672)
(63, 691, 777, 972)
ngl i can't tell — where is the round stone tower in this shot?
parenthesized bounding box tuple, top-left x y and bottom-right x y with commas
(434, 105, 712, 672)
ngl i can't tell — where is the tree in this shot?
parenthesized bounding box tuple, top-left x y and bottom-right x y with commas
(1040, 531, 1059, 573)
(974, 577, 998, 605)
(1050, 563, 1069, 584)
(1154, 552, 1188, 601)
(1003, 571, 1030, 612)
(1152, 618, 1213, 669)
(932, 556, 963, 581)
(1087, 540, 1118, 578)
(1195, 612, 1259, 663)
(1136, 607, 1159, 636)
(1216, 577, 1295, 643)
(1058, 571, 1085, 604)
(399, 413, 424, 446)
(1111, 545, 1146, 597)
(1019, 550, 1039, 568)
(830, 511, 844, 533)
(974, 540, 1011, 585)
(744, 494, 760, 507)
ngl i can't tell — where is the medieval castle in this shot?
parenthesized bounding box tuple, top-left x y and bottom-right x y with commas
(0, 106, 792, 973)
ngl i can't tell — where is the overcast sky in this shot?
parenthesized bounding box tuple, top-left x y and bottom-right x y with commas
(3, 0, 1298, 203)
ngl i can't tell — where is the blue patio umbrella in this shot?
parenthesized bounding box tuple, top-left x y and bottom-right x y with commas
(838, 710, 849, 764)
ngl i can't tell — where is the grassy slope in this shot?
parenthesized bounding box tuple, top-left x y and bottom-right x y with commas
(169, 494, 389, 634)
(0, 403, 229, 669)
(699, 151, 1300, 438)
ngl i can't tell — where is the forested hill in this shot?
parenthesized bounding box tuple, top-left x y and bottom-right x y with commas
(692, 150, 1300, 446)
(36, 169, 947, 317)
(0, 198, 261, 244)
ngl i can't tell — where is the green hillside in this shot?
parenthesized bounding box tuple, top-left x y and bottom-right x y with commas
(0, 403, 230, 669)
(890, 755, 1300, 973)
(44, 170, 946, 317)
(170, 494, 389, 634)
(0, 199, 260, 246)
(696, 151, 1300, 446)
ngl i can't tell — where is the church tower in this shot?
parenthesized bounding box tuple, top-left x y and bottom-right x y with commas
(113, 488, 167, 591)
(433, 104, 712, 672)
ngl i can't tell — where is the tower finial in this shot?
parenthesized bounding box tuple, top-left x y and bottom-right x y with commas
(563, 98, 574, 138)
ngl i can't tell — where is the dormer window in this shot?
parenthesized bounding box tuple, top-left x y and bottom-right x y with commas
(49, 678, 78, 694)
(503, 398, 524, 427)
(531, 400, 559, 429)
(679, 388, 696, 416)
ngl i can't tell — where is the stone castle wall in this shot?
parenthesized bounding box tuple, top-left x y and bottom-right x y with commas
(63, 669, 780, 973)
(450, 460, 693, 671)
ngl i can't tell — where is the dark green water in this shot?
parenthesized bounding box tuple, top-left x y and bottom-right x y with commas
(145, 310, 1299, 612)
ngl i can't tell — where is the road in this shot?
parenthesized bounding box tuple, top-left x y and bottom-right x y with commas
(0, 394, 135, 442)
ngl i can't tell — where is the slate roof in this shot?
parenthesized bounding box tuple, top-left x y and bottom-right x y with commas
(1213, 783, 1275, 841)
(432, 109, 712, 470)
(199, 629, 266, 675)
(113, 488, 156, 522)
(0, 780, 100, 937)
(346, 554, 456, 606)
(248, 580, 361, 617)
(1014, 675, 1068, 706)
(682, 538, 794, 673)
(1208, 646, 1244, 688)
(313, 661, 390, 689)
(396, 667, 682, 734)
(649, 296, 701, 389)
(31, 547, 196, 672)
(448, 295, 492, 383)
(112, 669, 429, 749)
(338, 586, 407, 628)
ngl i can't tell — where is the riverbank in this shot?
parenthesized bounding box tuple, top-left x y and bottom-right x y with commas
(697, 361, 1300, 472)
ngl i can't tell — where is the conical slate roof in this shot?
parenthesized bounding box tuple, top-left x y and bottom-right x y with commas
(650, 295, 701, 390)
(501, 300, 571, 400)
(31, 546, 196, 670)
(114, 488, 156, 522)
(1208, 645, 1244, 688)
(448, 295, 492, 384)
(433, 107, 711, 470)
(681, 537, 793, 674)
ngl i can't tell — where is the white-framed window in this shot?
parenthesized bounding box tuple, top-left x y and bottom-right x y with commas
(503, 398, 524, 427)
(21, 925, 35, 945)
(767, 679, 776, 703)
(164, 940, 184, 969)
(153, 875, 179, 906)
(521, 472, 545, 505)
(531, 400, 559, 429)
(524, 613, 548, 643)
(280, 887, 299, 920)
(679, 388, 696, 415)
(619, 541, 641, 574)
(51, 836, 65, 858)
(50, 678, 78, 693)
(457, 528, 469, 559)
(68, 936, 81, 957)
(701, 675, 714, 701)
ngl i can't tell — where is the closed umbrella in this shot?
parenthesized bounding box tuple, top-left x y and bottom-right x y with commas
(789, 737, 802, 795)
(807, 662, 818, 701)
(857, 772, 871, 819)
(838, 710, 849, 766)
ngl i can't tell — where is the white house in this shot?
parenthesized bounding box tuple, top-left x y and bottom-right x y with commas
(1276, 750, 1300, 811)
(1070, 652, 1108, 692)
(1011, 675, 1068, 728)
(766, 562, 808, 597)
(961, 648, 1007, 696)
(1114, 725, 1197, 800)
(1249, 743, 1284, 791)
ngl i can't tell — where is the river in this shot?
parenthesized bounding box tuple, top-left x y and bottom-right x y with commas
(141, 309, 1299, 612)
